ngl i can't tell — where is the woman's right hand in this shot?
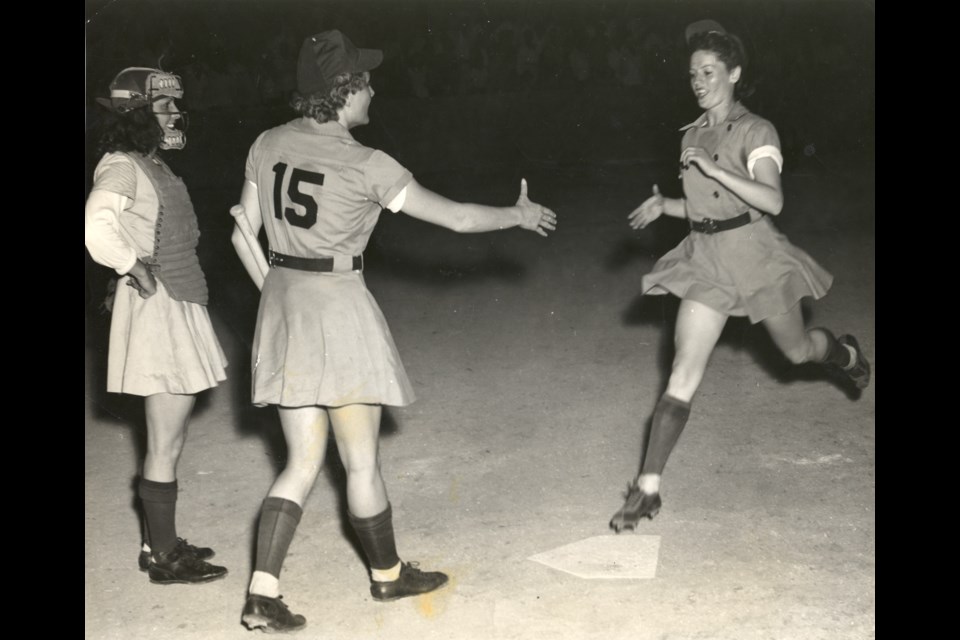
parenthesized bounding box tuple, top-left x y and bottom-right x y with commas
(126, 259, 158, 299)
(516, 178, 558, 237)
(628, 184, 665, 230)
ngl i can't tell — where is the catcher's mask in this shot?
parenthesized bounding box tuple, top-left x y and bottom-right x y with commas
(96, 67, 188, 150)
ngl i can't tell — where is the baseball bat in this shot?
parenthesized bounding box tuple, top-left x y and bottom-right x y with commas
(229, 204, 269, 280)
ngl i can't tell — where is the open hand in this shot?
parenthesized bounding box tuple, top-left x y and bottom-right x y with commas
(628, 184, 665, 230)
(516, 178, 557, 237)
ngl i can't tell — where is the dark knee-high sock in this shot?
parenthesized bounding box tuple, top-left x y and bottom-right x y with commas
(139, 479, 178, 554)
(812, 328, 852, 368)
(255, 497, 303, 578)
(348, 503, 400, 572)
(640, 394, 692, 477)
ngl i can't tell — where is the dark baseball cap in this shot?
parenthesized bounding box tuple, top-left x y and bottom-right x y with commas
(685, 19, 727, 44)
(296, 30, 383, 95)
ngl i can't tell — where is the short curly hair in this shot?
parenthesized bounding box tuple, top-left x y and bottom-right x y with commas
(290, 72, 369, 123)
(95, 106, 163, 157)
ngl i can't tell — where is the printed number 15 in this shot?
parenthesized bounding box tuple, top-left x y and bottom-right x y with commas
(272, 162, 325, 229)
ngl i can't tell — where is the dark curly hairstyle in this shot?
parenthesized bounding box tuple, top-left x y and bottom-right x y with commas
(688, 31, 753, 100)
(290, 72, 369, 123)
(95, 106, 163, 157)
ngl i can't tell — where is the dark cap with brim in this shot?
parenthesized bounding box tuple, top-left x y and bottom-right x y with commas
(297, 30, 383, 96)
(685, 19, 727, 44)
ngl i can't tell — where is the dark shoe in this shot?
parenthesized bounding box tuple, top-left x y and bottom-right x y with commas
(147, 548, 228, 585)
(837, 334, 871, 390)
(139, 537, 216, 571)
(609, 482, 662, 533)
(241, 594, 306, 633)
(370, 562, 449, 602)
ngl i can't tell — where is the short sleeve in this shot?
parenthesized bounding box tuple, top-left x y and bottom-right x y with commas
(245, 132, 267, 184)
(744, 119, 783, 177)
(364, 150, 413, 211)
(92, 153, 137, 199)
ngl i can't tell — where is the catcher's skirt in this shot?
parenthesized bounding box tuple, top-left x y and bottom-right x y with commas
(251, 267, 416, 408)
(107, 277, 228, 396)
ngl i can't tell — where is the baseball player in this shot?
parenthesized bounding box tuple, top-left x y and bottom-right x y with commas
(231, 31, 557, 633)
(85, 68, 229, 583)
(609, 20, 871, 533)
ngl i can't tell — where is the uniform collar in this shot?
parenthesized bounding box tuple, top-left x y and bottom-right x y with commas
(298, 117, 356, 141)
(680, 101, 750, 131)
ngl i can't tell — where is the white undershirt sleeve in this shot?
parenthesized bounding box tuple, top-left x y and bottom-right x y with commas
(385, 187, 407, 213)
(84, 190, 138, 275)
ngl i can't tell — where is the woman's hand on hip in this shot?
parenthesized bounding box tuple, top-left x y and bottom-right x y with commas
(126, 259, 158, 299)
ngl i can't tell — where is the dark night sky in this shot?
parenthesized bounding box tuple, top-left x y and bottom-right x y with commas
(85, 0, 874, 174)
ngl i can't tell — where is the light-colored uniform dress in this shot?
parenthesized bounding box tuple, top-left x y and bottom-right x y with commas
(642, 102, 833, 323)
(85, 152, 228, 396)
(245, 119, 415, 408)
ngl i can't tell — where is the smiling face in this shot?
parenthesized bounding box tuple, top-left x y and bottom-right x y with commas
(152, 97, 185, 149)
(152, 96, 180, 128)
(689, 50, 740, 112)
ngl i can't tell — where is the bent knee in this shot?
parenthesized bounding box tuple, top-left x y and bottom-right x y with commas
(782, 344, 814, 365)
(665, 368, 702, 402)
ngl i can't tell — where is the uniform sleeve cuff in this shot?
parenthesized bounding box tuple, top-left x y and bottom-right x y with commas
(115, 253, 138, 276)
(747, 145, 783, 178)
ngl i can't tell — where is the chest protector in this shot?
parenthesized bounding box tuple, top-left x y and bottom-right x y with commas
(130, 154, 209, 305)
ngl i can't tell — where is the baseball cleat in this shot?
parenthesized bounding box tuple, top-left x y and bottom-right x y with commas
(370, 562, 448, 602)
(139, 537, 215, 571)
(147, 548, 227, 585)
(242, 594, 306, 634)
(610, 482, 662, 533)
(837, 334, 871, 390)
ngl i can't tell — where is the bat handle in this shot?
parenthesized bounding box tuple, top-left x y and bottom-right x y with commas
(229, 203, 269, 282)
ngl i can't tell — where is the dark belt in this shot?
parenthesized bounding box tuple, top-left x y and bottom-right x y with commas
(689, 211, 757, 234)
(268, 250, 363, 272)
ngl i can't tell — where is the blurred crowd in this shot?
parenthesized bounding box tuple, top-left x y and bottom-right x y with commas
(85, 1, 874, 171)
(86, 1, 871, 109)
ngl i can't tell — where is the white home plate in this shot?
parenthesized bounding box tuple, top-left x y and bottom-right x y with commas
(527, 535, 660, 579)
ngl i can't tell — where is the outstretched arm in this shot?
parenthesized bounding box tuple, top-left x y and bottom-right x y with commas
(401, 178, 557, 236)
(627, 184, 687, 230)
(230, 180, 267, 291)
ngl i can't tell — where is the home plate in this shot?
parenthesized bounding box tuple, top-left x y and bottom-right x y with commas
(527, 535, 660, 579)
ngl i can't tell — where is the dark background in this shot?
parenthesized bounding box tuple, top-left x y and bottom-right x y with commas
(84, 0, 874, 175)
(84, 0, 875, 331)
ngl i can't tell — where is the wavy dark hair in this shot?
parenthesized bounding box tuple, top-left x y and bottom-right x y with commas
(95, 106, 163, 157)
(688, 31, 754, 100)
(290, 72, 369, 123)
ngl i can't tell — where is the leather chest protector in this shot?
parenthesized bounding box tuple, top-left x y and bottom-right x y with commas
(130, 154, 209, 305)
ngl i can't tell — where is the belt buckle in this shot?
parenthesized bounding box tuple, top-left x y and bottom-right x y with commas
(701, 218, 719, 234)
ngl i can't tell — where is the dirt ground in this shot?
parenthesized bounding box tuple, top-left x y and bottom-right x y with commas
(84, 157, 874, 640)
